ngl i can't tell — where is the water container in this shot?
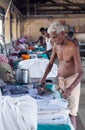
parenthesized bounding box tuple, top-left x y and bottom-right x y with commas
(15, 69, 29, 84)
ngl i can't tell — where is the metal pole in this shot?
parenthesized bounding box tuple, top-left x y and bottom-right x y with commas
(5, 0, 12, 19)
(27, 0, 29, 16)
(35, 4, 36, 16)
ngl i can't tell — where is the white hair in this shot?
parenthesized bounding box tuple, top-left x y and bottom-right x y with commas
(47, 21, 65, 34)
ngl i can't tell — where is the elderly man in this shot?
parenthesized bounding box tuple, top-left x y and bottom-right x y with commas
(40, 21, 83, 130)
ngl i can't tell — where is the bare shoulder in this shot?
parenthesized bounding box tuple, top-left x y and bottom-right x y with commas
(67, 40, 79, 51)
(67, 40, 81, 63)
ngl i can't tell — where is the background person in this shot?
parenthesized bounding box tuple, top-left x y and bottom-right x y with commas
(39, 27, 46, 48)
(44, 28, 52, 51)
(39, 27, 45, 36)
(44, 28, 52, 59)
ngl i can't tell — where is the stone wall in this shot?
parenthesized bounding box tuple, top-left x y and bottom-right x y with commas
(24, 17, 85, 41)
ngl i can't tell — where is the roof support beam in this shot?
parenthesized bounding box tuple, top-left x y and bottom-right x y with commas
(63, 0, 74, 4)
(36, 9, 85, 14)
(34, 3, 85, 8)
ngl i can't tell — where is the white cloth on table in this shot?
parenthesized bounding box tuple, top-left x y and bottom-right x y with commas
(37, 98, 69, 110)
(0, 95, 37, 130)
(18, 59, 58, 78)
(37, 98, 74, 130)
(9, 47, 20, 54)
(17, 44, 26, 50)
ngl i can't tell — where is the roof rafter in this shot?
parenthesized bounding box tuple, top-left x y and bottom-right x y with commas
(37, 0, 57, 4)
(63, 0, 74, 4)
(13, 0, 85, 15)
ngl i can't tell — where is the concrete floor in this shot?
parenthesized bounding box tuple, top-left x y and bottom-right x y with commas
(77, 58, 85, 130)
(77, 81, 85, 130)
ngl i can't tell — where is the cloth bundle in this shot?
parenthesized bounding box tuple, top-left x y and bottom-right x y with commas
(33, 83, 52, 96)
(0, 84, 29, 96)
(0, 62, 15, 83)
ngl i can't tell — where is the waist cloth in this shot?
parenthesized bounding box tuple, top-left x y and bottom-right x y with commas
(58, 73, 80, 116)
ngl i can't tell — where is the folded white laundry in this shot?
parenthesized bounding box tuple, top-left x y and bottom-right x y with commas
(37, 98, 68, 110)
(0, 95, 37, 130)
(37, 98, 70, 123)
(38, 115, 69, 124)
(36, 98, 74, 130)
(38, 109, 70, 119)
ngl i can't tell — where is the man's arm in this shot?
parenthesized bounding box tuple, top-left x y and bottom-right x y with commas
(63, 45, 84, 99)
(69, 45, 83, 89)
(40, 45, 57, 83)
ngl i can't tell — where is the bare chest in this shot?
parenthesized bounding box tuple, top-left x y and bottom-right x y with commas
(55, 45, 73, 62)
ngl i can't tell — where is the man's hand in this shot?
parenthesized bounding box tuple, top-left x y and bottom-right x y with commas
(39, 78, 46, 84)
(62, 88, 71, 99)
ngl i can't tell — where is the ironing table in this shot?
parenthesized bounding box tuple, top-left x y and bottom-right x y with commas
(28, 85, 74, 130)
